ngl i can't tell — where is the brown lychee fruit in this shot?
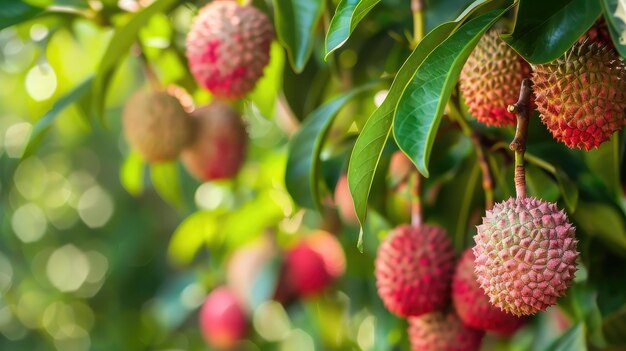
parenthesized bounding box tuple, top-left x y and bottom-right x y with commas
(181, 102, 247, 181)
(408, 311, 484, 351)
(452, 248, 525, 334)
(186, 0, 273, 99)
(532, 40, 626, 150)
(375, 224, 455, 317)
(199, 286, 247, 350)
(460, 29, 533, 127)
(473, 197, 579, 316)
(122, 89, 193, 162)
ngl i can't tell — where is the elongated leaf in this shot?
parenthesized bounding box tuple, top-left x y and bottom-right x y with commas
(502, 0, 601, 64)
(150, 162, 183, 210)
(347, 22, 457, 244)
(274, 0, 324, 72)
(394, 9, 509, 177)
(545, 323, 586, 351)
(601, 0, 626, 58)
(120, 150, 145, 196)
(168, 211, 217, 267)
(585, 135, 621, 197)
(23, 77, 93, 158)
(0, 0, 42, 30)
(324, 0, 380, 58)
(574, 202, 626, 256)
(286, 86, 372, 210)
(92, 0, 177, 122)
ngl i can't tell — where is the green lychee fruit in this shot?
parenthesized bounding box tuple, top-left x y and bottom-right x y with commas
(532, 41, 626, 150)
(186, 0, 274, 99)
(375, 224, 455, 317)
(122, 89, 193, 163)
(460, 29, 532, 127)
(408, 311, 484, 351)
(473, 197, 578, 316)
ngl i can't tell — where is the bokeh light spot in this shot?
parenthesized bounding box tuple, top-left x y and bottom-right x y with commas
(11, 203, 47, 243)
(25, 63, 57, 101)
(14, 156, 47, 200)
(46, 245, 90, 292)
(253, 301, 291, 341)
(4, 122, 31, 158)
(77, 186, 113, 228)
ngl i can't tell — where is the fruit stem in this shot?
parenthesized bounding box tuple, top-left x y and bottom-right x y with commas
(410, 170, 423, 227)
(135, 43, 161, 90)
(411, 0, 424, 47)
(507, 78, 533, 199)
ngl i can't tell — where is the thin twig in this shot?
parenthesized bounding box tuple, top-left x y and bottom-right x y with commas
(411, 0, 424, 47)
(135, 43, 161, 90)
(471, 133, 494, 210)
(410, 170, 423, 227)
(507, 78, 533, 199)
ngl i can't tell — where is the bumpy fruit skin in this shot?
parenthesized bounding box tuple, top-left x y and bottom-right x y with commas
(186, 0, 273, 99)
(334, 175, 359, 226)
(280, 243, 332, 297)
(199, 287, 247, 350)
(181, 102, 247, 181)
(579, 18, 614, 49)
(460, 30, 532, 127)
(533, 41, 626, 150)
(123, 90, 193, 162)
(452, 249, 525, 334)
(408, 312, 484, 351)
(473, 197, 579, 316)
(375, 224, 455, 317)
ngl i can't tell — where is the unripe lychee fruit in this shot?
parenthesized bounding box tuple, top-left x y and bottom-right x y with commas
(122, 89, 193, 162)
(408, 311, 484, 351)
(280, 242, 332, 298)
(532, 41, 626, 150)
(186, 0, 273, 99)
(334, 175, 359, 226)
(460, 29, 532, 127)
(375, 224, 455, 317)
(181, 102, 247, 181)
(452, 249, 525, 334)
(473, 197, 578, 316)
(199, 286, 247, 350)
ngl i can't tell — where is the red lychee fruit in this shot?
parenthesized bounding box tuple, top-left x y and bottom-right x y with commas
(181, 102, 247, 181)
(334, 175, 359, 226)
(199, 286, 247, 350)
(532, 41, 626, 150)
(375, 224, 455, 317)
(280, 242, 332, 298)
(122, 89, 193, 162)
(305, 230, 346, 280)
(452, 248, 525, 334)
(460, 29, 533, 127)
(186, 0, 273, 99)
(473, 197, 579, 316)
(579, 18, 614, 49)
(408, 311, 484, 351)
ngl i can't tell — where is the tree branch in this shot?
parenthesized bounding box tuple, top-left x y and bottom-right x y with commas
(507, 78, 533, 199)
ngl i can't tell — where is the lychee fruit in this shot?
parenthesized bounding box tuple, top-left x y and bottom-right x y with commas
(279, 242, 333, 298)
(452, 248, 525, 334)
(181, 102, 247, 181)
(579, 18, 614, 49)
(408, 311, 484, 351)
(199, 286, 247, 350)
(375, 224, 455, 317)
(122, 89, 193, 162)
(305, 230, 346, 280)
(460, 29, 533, 127)
(186, 0, 273, 99)
(473, 197, 579, 316)
(334, 175, 359, 226)
(388, 151, 413, 186)
(532, 41, 626, 150)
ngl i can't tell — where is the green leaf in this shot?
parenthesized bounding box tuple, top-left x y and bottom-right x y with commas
(150, 162, 183, 210)
(168, 211, 218, 267)
(545, 323, 586, 351)
(525, 153, 579, 212)
(394, 8, 509, 177)
(0, 0, 42, 30)
(324, 0, 380, 58)
(274, 0, 324, 72)
(286, 85, 372, 210)
(248, 42, 285, 118)
(23, 77, 93, 158)
(347, 22, 457, 245)
(603, 305, 626, 346)
(573, 202, 626, 256)
(585, 135, 621, 197)
(601, 0, 626, 59)
(502, 0, 601, 64)
(120, 151, 145, 196)
(92, 0, 177, 122)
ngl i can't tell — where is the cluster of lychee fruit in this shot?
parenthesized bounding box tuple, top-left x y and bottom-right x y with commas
(122, 0, 274, 181)
(198, 231, 346, 350)
(461, 19, 626, 150)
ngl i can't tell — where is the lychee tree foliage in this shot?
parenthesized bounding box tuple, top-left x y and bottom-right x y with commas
(4, 0, 626, 349)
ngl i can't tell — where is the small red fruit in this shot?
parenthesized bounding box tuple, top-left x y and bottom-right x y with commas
(334, 175, 359, 226)
(281, 243, 332, 297)
(199, 286, 247, 350)
(408, 311, 484, 351)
